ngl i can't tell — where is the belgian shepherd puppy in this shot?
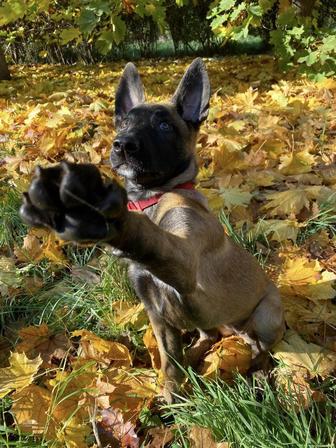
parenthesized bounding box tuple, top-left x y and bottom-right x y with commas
(20, 58, 285, 403)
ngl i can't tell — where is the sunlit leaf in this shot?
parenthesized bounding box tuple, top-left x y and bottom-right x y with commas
(0, 352, 42, 398)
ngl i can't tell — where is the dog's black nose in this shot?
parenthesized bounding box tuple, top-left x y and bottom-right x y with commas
(113, 137, 139, 154)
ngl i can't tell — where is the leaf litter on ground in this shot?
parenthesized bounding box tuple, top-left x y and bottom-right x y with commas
(0, 55, 336, 446)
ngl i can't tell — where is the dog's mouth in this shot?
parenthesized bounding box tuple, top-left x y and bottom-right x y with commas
(111, 160, 165, 185)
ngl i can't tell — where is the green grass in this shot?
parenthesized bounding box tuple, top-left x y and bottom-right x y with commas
(166, 370, 336, 448)
(297, 196, 336, 244)
(111, 35, 267, 60)
(0, 249, 138, 338)
(0, 187, 27, 254)
(219, 210, 271, 268)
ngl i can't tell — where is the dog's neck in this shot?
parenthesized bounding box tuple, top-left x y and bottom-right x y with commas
(125, 158, 198, 201)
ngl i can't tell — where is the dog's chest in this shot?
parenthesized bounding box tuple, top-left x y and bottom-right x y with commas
(127, 262, 197, 330)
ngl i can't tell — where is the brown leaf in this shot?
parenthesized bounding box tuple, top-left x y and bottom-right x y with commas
(97, 407, 139, 448)
(12, 384, 55, 438)
(144, 426, 175, 447)
(17, 324, 70, 368)
(189, 426, 229, 448)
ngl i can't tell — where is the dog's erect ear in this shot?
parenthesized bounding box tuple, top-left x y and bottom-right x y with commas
(115, 62, 145, 127)
(171, 58, 210, 126)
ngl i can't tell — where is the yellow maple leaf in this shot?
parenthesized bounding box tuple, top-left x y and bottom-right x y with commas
(250, 219, 300, 242)
(72, 329, 132, 368)
(274, 330, 336, 377)
(113, 300, 148, 329)
(279, 150, 316, 175)
(12, 384, 55, 438)
(16, 324, 69, 368)
(15, 228, 67, 265)
(211, 145, 248, 174)
(201, 336, 252, 380)
(282, 295, 336, 346)
(198, 187, 224, 212)
(143, 327, 161, 370)
(267, 89, 288, 108)
(47, 363, 99, 423)
(234, 88, 259, 112)
(0, 352, 42, 398)
(278, 256, 336, 301)
(246, 170, 277, 187)
(105, 368, 159, 421)
(56, 416, 91, 448)
(220, 187, 252, 211)
(263, 188, 310, 217)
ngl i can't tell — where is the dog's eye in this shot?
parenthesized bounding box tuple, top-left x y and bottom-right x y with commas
(119, 120, 129, 130)
(159, 122, 170, 131)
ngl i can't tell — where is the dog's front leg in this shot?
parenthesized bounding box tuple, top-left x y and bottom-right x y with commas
(148, 310, 184, 404)
(111, 210, 199, 295)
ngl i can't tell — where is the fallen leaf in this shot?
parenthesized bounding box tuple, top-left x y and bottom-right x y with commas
(15, 228, 67, 265)
(103, 368, 159, 421)
(16, 324, 69, 367)
(201, 336, 252, 379)
(12, 384, 55, 438)
(219, 187, 252, 211)
(72, 329, 132, 368)
(113, 300, 148, 329)
(250, 219, 300, 242)
(278, 257, 336, 301)
(56, 416, 91, 448)
(275, 366, 326, 410)
(279, 150, 315, 175)
(97, 407, 139, 448)
(273, 330, 336, 377)
(263, 189, 310, 217)
(144, 426, 175, 447)
(283, 296, 336, 347)
(0, 352, 42, 398)
(143, 327, 161, 370)
(189, 426, 229, 448)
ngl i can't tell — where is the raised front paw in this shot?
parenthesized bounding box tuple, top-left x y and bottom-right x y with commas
(20, 161, 127, 242)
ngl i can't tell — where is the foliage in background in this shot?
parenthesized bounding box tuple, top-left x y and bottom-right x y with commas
(209, 0, 336, 78)
(0, 0, 335, 77)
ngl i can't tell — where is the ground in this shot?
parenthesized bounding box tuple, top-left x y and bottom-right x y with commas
(0, 55, 336, 447)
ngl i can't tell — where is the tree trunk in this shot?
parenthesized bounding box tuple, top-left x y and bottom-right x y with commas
(0, 47, 11, 80)
(300, 0, 317, 17)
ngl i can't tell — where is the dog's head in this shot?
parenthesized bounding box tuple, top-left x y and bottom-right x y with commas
(111, 58, 210, 190)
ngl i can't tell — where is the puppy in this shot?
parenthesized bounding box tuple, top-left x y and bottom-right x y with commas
(21, 58, 285, 403)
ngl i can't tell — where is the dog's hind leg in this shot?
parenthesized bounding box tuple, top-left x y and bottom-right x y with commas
(245, 284, 285, 367)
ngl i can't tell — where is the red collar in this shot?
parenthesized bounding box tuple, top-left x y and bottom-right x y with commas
(127, 181, 195, 211)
